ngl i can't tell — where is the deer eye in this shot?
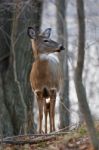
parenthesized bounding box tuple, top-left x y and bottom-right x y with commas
(43, 39, 49, 43)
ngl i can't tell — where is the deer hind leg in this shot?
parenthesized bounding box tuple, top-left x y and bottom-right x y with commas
(44, 100, 50, 133)
(36, 91, 44, 133)
(50, 88, 56, 132)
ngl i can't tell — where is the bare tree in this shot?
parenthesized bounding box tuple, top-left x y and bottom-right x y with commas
(75, 0, 99, 149)
(0, 0, 43, 136)
(56, 0, 70, 129)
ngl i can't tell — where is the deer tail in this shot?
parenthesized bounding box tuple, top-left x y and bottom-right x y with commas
(43, 87, 50, 98)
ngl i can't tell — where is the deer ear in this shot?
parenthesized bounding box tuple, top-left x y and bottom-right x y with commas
(42, 28, 51, 38)
(27, 27, 35, 39)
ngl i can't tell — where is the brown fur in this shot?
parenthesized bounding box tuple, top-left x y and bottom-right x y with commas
(28, 28, 63, 133)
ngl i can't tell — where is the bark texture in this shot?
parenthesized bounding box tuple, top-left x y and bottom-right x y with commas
(56, 0, 70, 129)
(0, 0, 43, 136)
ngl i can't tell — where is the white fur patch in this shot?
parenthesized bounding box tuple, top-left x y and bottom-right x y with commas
(46, 97, 50, 103)
(40, 53, 59, 63)
(48, 54, 59, 63)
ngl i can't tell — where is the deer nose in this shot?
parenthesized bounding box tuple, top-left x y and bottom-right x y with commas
(59, 45, 65, 51)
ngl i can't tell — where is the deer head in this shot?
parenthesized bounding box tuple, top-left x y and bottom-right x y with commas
(27, 27, 64, 57)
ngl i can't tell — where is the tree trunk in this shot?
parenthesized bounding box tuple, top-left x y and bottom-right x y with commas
(75, 0, 99, 149)
(0, 0, 43, 136)
(0, 0, 14, 136)
(56, 0, 70, 129)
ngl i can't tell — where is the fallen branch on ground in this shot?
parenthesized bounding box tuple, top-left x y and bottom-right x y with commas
(0, 123, 82, 145)
(0, 135, 56, 145)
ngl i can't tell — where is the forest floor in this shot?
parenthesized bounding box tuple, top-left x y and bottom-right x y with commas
(0, 122, 99, 150)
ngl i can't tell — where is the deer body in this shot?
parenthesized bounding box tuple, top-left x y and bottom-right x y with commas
(28, 27, 64, 133)
(30, 54, 61, 91)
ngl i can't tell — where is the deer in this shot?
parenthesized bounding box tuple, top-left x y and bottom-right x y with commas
(27, 27, 64, 133)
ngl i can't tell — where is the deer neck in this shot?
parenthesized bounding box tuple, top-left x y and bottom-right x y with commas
(32, 40, 39, 58)
(33, 54, 49, 62)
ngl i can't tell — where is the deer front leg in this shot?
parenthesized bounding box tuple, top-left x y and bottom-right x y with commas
(44, 101, 50, 133)
(50, 89, 56, 132)
(36, 91, 44, 133)
(44, 100, 47, 133)
(37, 99, 43, 133)
(49, 103, 52, 132)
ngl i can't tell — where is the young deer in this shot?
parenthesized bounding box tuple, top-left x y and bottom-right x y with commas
(27, 27, 64, 133)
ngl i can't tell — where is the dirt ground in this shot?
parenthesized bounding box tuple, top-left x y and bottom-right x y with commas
(1, 122, 99, 150)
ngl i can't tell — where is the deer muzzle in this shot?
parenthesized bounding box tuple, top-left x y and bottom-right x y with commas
(57, 44, 65, 52)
